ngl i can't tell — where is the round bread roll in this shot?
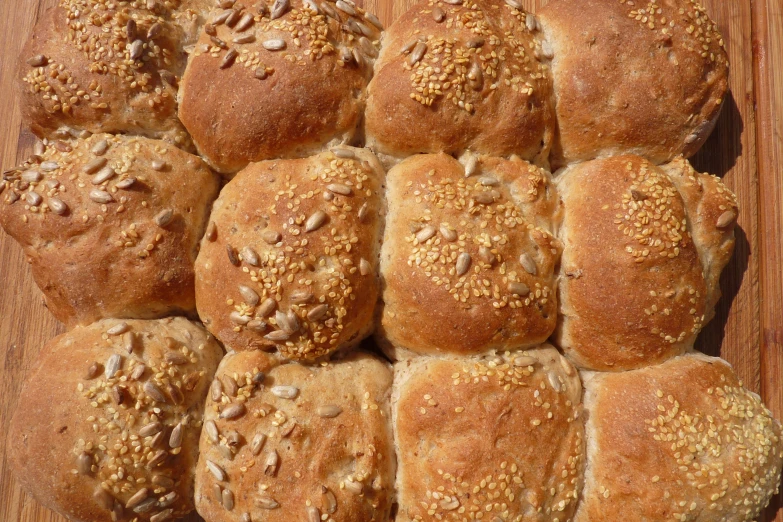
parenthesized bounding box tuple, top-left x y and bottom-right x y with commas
(0, 133, 220, 327)
(365, 0, 555, 164)
(378, 153, 560, 359)
(555, 155, 736, 371)
(18, 0, 193, 147)
(7, 317, 224, 522)
(195, 147, 384, 361)
(577, 353, 783, 522)
(393, 346, 584, 522)
(178, 0, 381, 174)
(538, 0, 729, 167)
(194, 349, 395, 522)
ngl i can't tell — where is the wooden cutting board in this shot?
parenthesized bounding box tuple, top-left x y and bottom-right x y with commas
(0, 0, 781, 520)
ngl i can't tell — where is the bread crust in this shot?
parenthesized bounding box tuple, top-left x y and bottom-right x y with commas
(18, 1, 192, 148)
(178, 0, 381, 174)
(555, 155, 708, 371)
(539, 0, 729, 167)
(365, 0, 555, 164)
(194, 147, 384, 361)
(7, 317, 224, 522)
(378, 153, 560, 358)
(392, 346, 584, 522)
(577, 353, 783, 522)
(194, 349, 395, 522)
(0, 133, 219, 327)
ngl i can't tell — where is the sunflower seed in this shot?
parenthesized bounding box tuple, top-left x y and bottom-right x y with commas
(344, 479, 363, 494)
(126, 488, 150, 509)
(91, 166, 116, 185)
(77, 452, 92, 475)
(473, 191, 495, 204)
(548, 371, 563, 392)
(463, 153, 478, 177)
(307, 506, 320, 522)
(505, 0, 523, 8)
(466, 37, 484, 49)
(410, 42, 427, 65)
(438, 225, 457, 242)
(456, 252, 471, 276)
(443, 0, 462, 4)
(158, 491, 178, 508)
(305, 210, 327, 232)
(220, 48, 238, 68)
(259, 229, 281, 245)
(479, 176, 498, 187)
(304, 0, 320, 12)
(479, 246, 496, 265)
(89, 189, 113, 204)
(519, 253, 537, 275)
(126, 19, 138, 40)
(270, 0, 290, 18)
(364, 11, 383, 29)
(222, 375, 238, 396)
(112, 386, 126, 404)
(560, 356, 576, 376)
(94, 488, 115, 510)
(630, 189, 647, 201)
(508, 282, 530, 296)
(254, 67, 269, 79)
(257, 298, 277, 317)
(264, 450, 279, 475)
(234, 34, 256, 44)
(206, 221, 217, 241)
(105, 354, 122, 379)
(220, 403, 246, 419)
(130, 363, 146, 380)
(271, 385, 298, 399)
(147, 22, 162, 39)
(247, 319, 267, 332)
(89, 140, 109, 157)
(287, 310, 300, 332)
(359, 36, 378, 57)
(206, 460, 227, 481)
(130, 39, 144, 60)
(335, 0, 355, 14)
(26, 192, 42, 206)
(716, 210, 737, 228)
(327, 183, 352, 196)
(144, 381, 167, 403)
(540, 40, 554, 59)
(86, 362, 101, 379)
(225, 9, 241, 27)
(150, 509, 174, 522)
(211, 36, 228, 48)
(139, 421, 163, 438)
(21, 170, 41, 183)
(432, 6, 445, 22)
(226, 244, 240, 266)
(416, 225, 436, 243)
(221, 488, 234, 510)
(441, 498, 460, 510)
(256, 495, 280, 509)
(289, 291, 313, 306)
(235, 12, 254, 31)
(40, 161, 59, 172)
(147, 450, 167, 469)
(265, 330, 290, 341)
(233, 285, 259, 307)
(307, 304, 328, 321)
(27, 54, 47, 66)
(151, 475, 175, 489)
(211, 9, 232, 24)
(513, 355, 537, 367)
(165, 351, 188, 365)
(526, 13, 537, 31)
(317, 405, 342, 418)
(263, 39, 286, 51)
(359, 258, 371, 276)
(115, 177, 136, 189)
(330, 148, 355, 161)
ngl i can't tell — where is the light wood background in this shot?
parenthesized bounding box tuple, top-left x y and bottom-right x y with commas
(0, 0, 781, 520)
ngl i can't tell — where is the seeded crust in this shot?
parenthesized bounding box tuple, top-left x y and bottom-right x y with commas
(577, 353, 783, 522)
(661, 156, 738, 317)
(365, 0, 555, 165)
(7, 317, 224, 522)
(194, 349, 395, 522)
(392, 346, 584, 522)
(194, 147, 384, 361)
(555, 155, 708, 371)
(538, 0, 729, 168)
(177, 0, 381, 174)
(378, 153, 560, 359)
(0, 133, 220, 327)
(18, 1, 193, 148)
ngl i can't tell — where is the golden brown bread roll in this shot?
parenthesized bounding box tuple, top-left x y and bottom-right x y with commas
(194, 349, 395, 522)
(8, 317, 224, 522)
(538, 0, 729, 167)
(18, 0, 194, 147)
(0, 133, 220, 327)
(393, 346, 584, 522)
(365, 0, 555, 165)
(178, 0, 381, 174)
(378, 153, 560, 359)
(577, 353, 783, 522)
(555, 155, 736, 371)
(195, 147, 384, 361)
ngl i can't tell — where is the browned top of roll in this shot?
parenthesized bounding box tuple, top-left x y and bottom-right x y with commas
(365, 0, 555, 163)
(379, 152, 560, 358)
(194, 349, 395, 522)
(578, 353, 783, 522)
(178, 0, 381, 174)
(0, 133, 219, 327)
(7, 317, 224, 522)
(195, 147, 384, 361)
(393, 346, 584, 522)
(555, 155, 708, 371)
(18, 0, 193, 147)
(539, 0, 729, 167)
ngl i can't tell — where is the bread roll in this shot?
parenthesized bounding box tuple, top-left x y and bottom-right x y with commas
(194, 349, 395, 522)
(365, 0, 554, 164)
(538, 0, 729, 167)
(178, 0, 381, 174)
(18, 0, 193, 147)
(393, 346, 584, 522)
(577, 353, 783, 522)
(555, 155, 736, 371)
(378, 153, 560, 359)
(7, 317, 224, 522)
(195, 148, 384, 361)
(0, 133, 219, 327)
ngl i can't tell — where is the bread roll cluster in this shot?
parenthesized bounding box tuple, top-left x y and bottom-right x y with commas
(3, 0, 780, 521)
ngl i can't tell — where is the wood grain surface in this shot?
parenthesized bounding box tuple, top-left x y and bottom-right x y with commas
(0, 0, 781, 521)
